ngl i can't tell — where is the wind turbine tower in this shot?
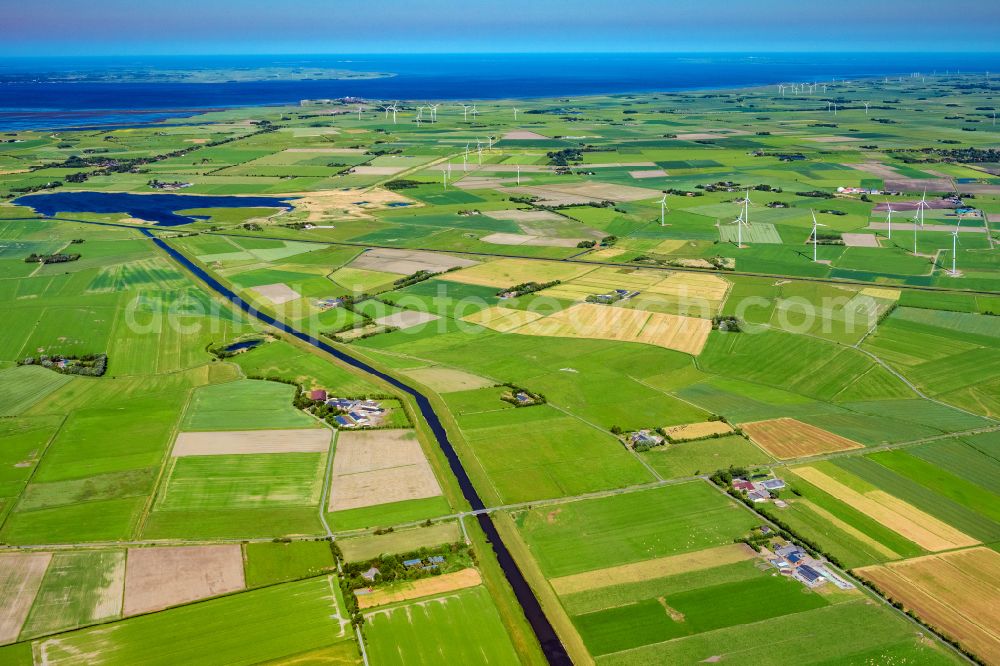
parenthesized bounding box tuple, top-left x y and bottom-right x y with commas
(950, 220, 962, 275)
(810, 211, 827, 262)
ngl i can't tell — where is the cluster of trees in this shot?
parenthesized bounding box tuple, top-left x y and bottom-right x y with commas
(24, 252, 80, 264)
(383, 179, 421, 190)
(750, 151, 807, 162)
(21, 353, 107, 377)
(496, 280, 560, 298)
(393, 269, 437, 289)
(889, 146, 1000, 164)
(546, 148, 584, 166)
(795, 190, 835, 199)
(712, 315, 741, 333)
(342, 542, 471, 591)
(576, 240, 597, 249)
(8, 181, 62, 197)
(147, 179, 191, 190)
(697, 180, 743, 193)
(498, 383, 545, 407)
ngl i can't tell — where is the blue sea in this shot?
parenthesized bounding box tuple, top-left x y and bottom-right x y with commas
(2, 53, 999, 131)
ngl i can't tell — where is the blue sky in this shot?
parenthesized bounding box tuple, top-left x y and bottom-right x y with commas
(5, 0, 1000, 56)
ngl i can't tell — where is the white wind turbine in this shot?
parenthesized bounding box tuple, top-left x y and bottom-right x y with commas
(915, 190, 930, 228)
(885, 203, 894, 240)
(864, 101, 870, 116)
(731, 211, 750, 248)
(476, 138, 483, 164)
(513, 107, 520, 120)
(810, 210, 827, 262)
(470, 105, 479, 120)
(659, 194, 668, 226)
(739, 189, 752, 228)
(516, 164, 521, 186)
(357, 105, 364, 121)
(950, 220, 963, 275)
(487, 135, 495, 151)
(415, 106, 425, 126)
(463, 143, 469, 172)
(382, 103, 398, 124)
(912, 210, 920, 254)
(430, 104, 439, 122)
(460, 104, 470, 121)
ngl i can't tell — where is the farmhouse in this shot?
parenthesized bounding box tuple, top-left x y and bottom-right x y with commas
(627, 429, 665, 449)
(315, 298, 343, 309)
(309, 389, 328, 401)
(794, 564, 827, 587)
(362, 566, 380, 582)
(761, 478, 786, 491)
(325, 397, 388, 429)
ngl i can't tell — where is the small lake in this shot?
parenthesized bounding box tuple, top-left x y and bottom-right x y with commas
(223, 339, 263, 353)
(13, 191, 296, 226)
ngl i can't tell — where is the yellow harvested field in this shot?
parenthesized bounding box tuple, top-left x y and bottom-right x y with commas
(172, 429, 331, 456)
(651, 239, 689, 254)
(860, 287, 902, 301)
(357, 568, 482, 608)
(740, 418, 864, 459)
(439, 258, 593, 288)
(400, 366, 495, 393)
(586, 248, 628, 261)
(461, 305, 545, 332)
(515, 303, 711, 355)
(794, 499, 900, 560)
(790, 466, 979, 552)
(538, 267, 729, 309)
(123, 545, 245, 616)
(291, 187, 418, 223)
(329, 430, 442, 511)
(857, 548, 1000, 663)
(550, 543, 756, 595)
(664, 421, 734, 441)
(0, 552, 51, 644)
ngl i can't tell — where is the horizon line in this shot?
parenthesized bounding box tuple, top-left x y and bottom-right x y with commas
(4, 49, 1000, 59)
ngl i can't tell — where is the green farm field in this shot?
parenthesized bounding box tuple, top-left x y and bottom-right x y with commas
(1, 70, 997, 664)
(364, 586, 521, 665)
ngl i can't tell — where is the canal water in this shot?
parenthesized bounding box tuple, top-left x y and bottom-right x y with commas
(140, 228, 572, 665)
